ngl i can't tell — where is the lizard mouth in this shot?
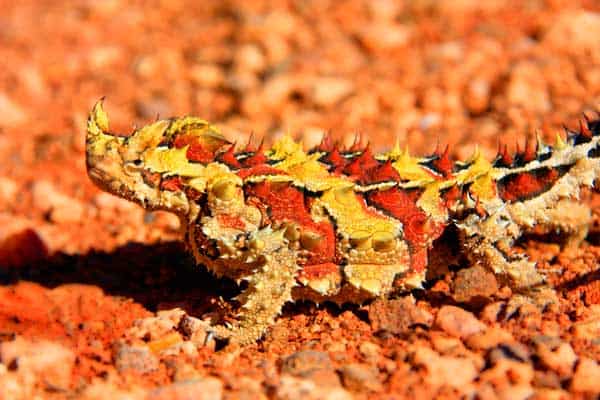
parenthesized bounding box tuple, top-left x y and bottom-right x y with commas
(87, 165, 114, 190)
(86, 148, 131, 196)
(86, 165, 105, 185)
(86, 164, 123, 197)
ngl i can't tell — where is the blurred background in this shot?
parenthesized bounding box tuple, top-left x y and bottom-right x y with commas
(2, 0, 600, 259)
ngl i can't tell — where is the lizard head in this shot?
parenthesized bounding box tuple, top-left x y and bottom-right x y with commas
(86, 100, 236, 217)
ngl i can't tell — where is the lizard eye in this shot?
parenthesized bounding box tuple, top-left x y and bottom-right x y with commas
(124, 159, 143, 173)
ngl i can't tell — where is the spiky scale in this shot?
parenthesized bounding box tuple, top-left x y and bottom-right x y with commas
(218, 143, 242, 168)
(431, 145, 453, 177)
(495, 144, 513, 168)
(321, 146, 345, 170)
(315, 132, 335, 152)
(579, 118, 592, 140)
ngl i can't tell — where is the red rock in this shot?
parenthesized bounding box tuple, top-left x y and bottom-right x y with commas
(281, 350, 333, 377)
(543, 11, 600, 56)
(275, 376, 352, 400)
(368, 297, 433, 335)
(0, 228, 48, 268)
(358, 341, 381, 364)
(571, 358, 600, 393)
(411, 347, 478, 392)
(0, 337, 75, 390)
(147, 378, 223, 400)
(114, 343, 159, 374)
(189, 64, 225, 89)
(505, 61, 551, 113)
(0, 93, 27, 126)
(309, 77, 354, 108)
(533, 338, 577, 378)
(0, 177, 18, 205)
(452, 265, 499, 303)
(338, 363, 382, 393)
(572, 307, 600, 340)
(465, 327, 514, 351)
(478, 358, 534, 395)
(31, 180, 85, 224)
(435, 305, 486, 339)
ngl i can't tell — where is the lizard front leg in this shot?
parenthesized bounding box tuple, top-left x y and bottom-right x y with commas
(211, 243, 299, 345)
(184, 179, 301, 345)
(190, 215, 300, 345)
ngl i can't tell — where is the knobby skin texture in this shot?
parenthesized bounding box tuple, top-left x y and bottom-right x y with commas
(86, 100, 600, 344)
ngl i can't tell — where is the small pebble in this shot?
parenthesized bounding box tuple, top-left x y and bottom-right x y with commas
(338, 363, 382, 393)
(368, 297, 433, 335)
(147, 378, 223, 400)
(435, 305, 486, 338)
(571, 358, 600, 393)
(114, 343, 159, 374)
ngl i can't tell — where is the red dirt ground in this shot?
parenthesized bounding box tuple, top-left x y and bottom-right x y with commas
(1, 1, 600, 398)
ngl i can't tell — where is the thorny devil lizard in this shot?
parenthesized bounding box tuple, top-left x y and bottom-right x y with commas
(86, 100, 600, 345)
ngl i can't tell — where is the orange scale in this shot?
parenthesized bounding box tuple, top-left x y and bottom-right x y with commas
(246, 181, 336, 264)
(498, 169, 560, 202)
(298, 262, 341, 281)
(160, 176, 184, 191)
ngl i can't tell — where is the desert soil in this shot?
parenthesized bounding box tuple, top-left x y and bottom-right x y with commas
(1, 1, 600, 399)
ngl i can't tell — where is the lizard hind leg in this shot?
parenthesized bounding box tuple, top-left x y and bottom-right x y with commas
(457, 209, 546, 290)
(211, 244, 299, 345)
(512, 198, 592, 250)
